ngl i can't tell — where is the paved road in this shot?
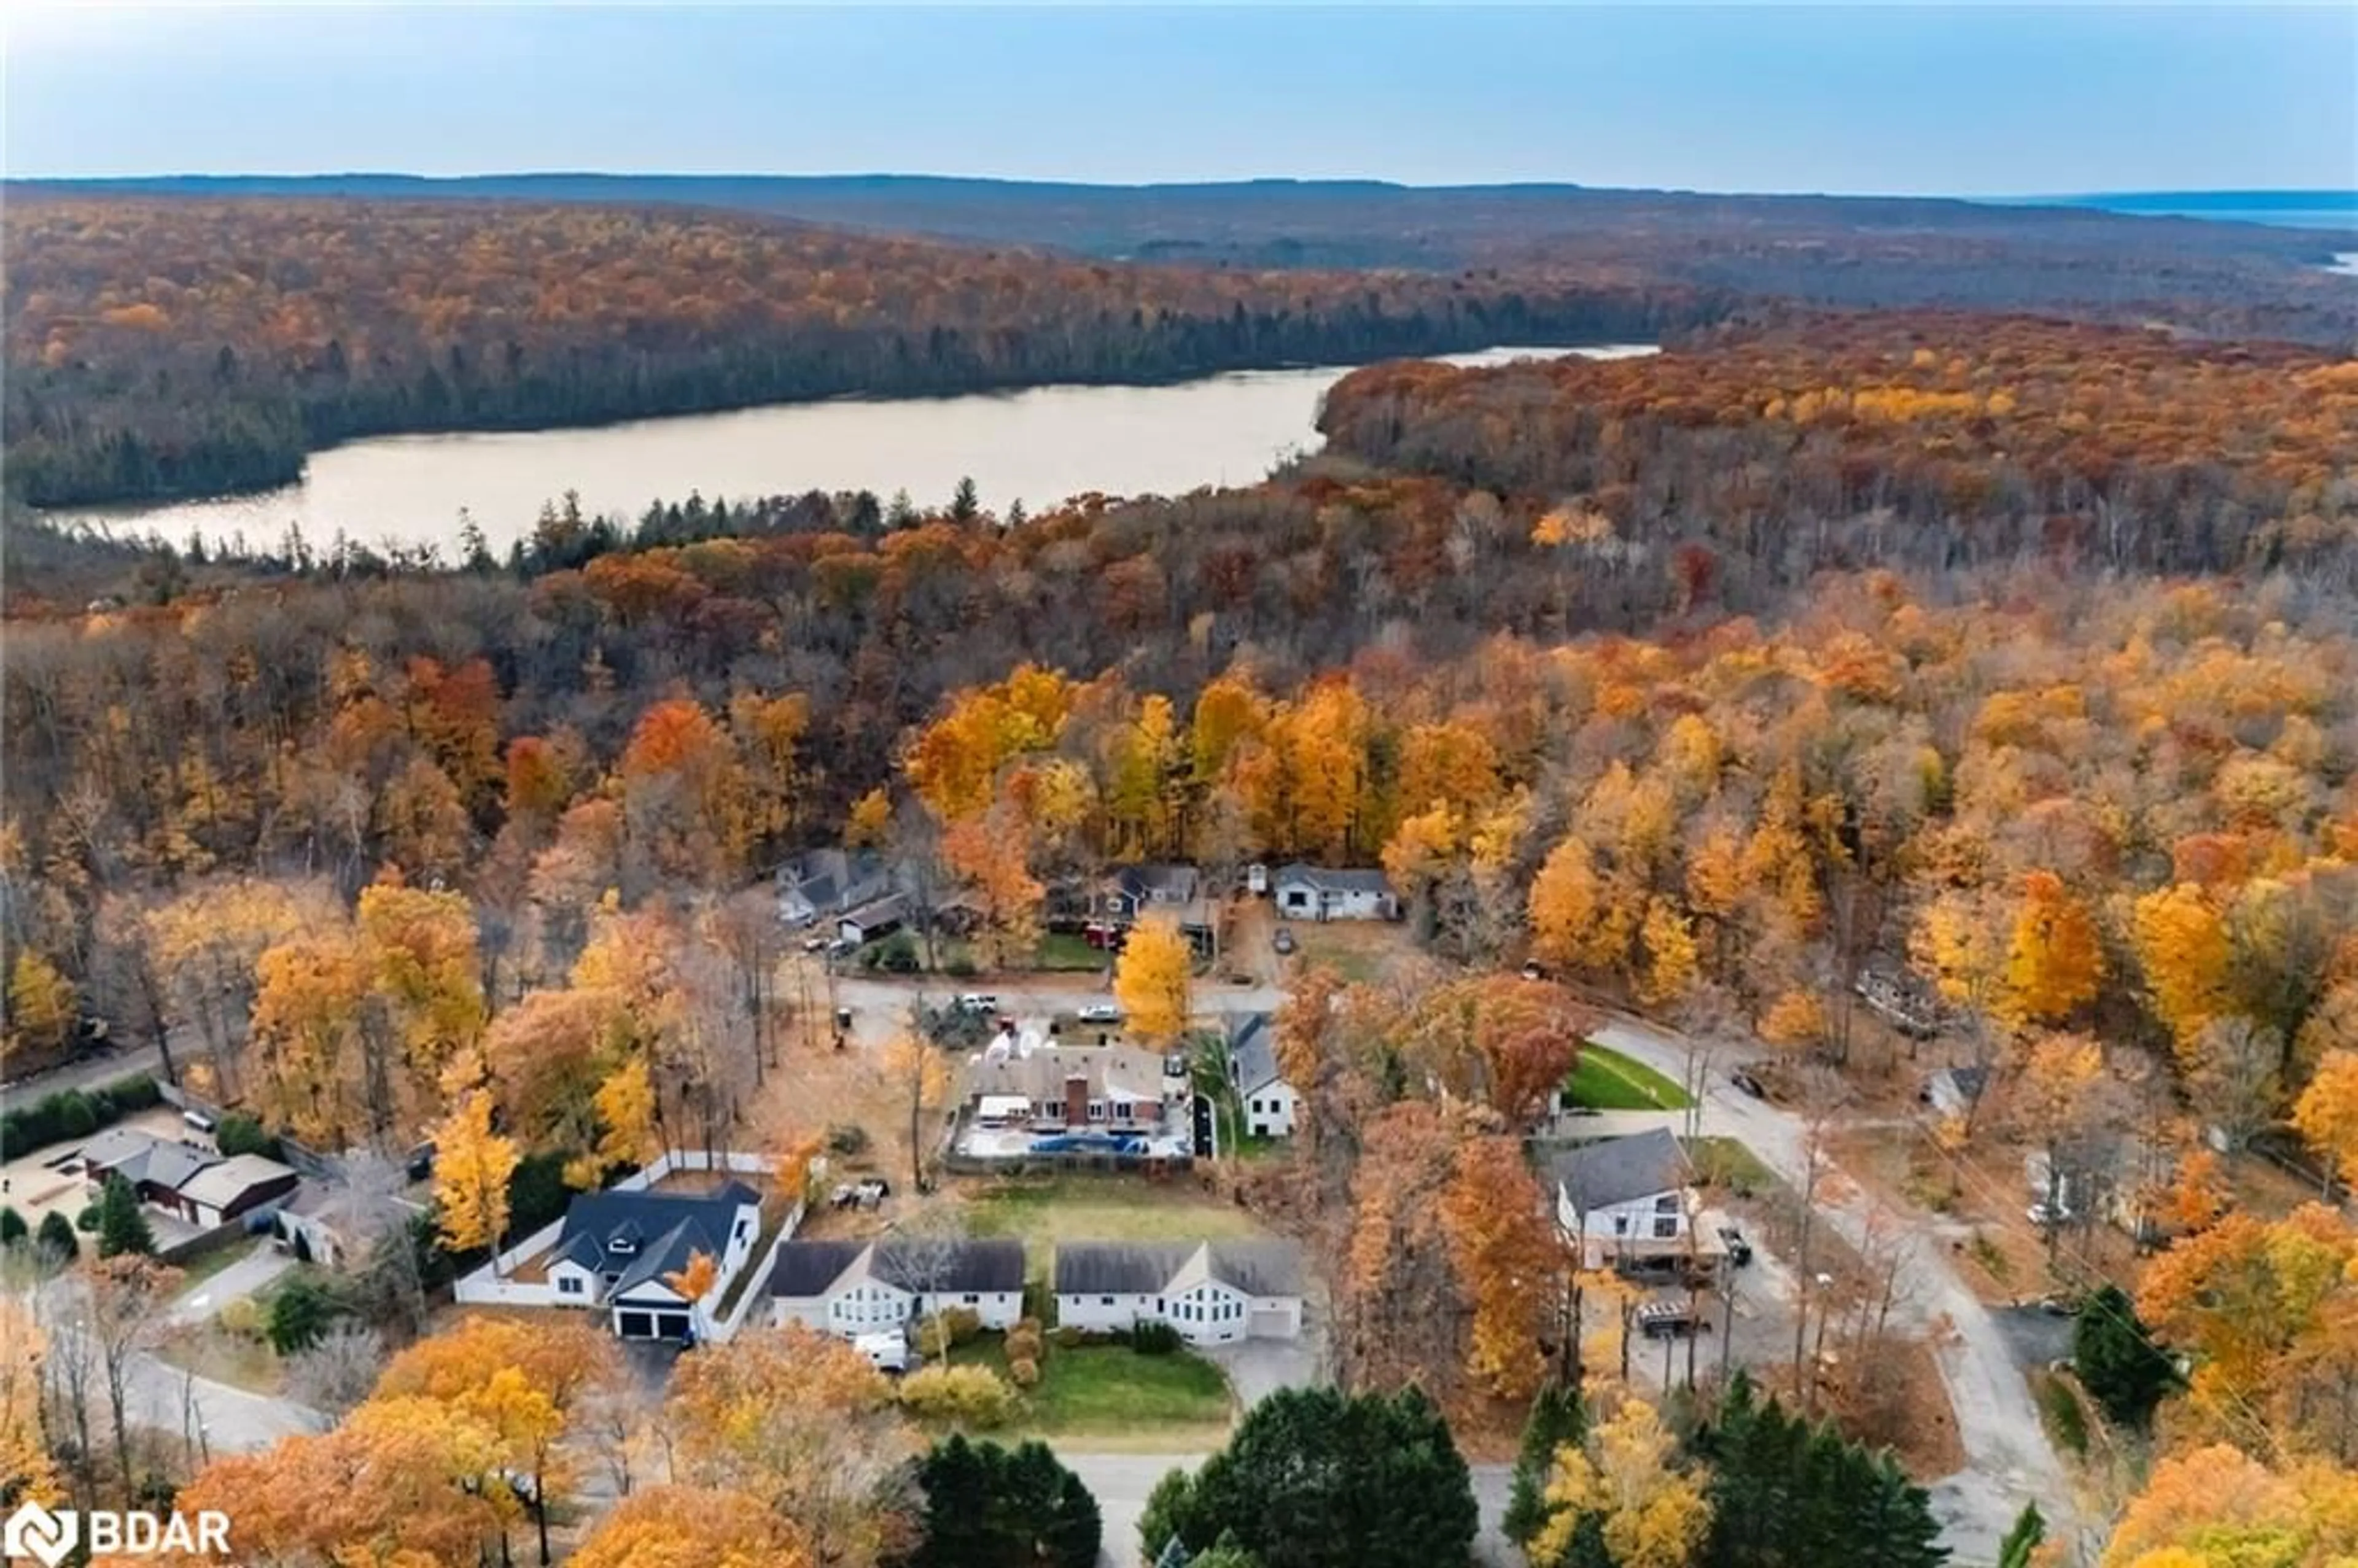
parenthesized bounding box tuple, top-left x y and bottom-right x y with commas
(165, 1244, 295, 1329)
(1589, 1015, 2072, 1563)
(24, 1272, 324, 1461)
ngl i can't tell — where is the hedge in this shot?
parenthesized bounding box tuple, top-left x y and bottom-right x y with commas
(0, 1074, 163, 1159)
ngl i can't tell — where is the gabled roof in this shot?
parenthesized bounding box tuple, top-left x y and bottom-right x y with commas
(1550, 1128, 1691, 1213)
(768, 1239, 870, 1299)
(555, 1181, 759, 1297)
(963, 1044, 1170, 1106)
(1273, 864, 1393, 895)
(1115, 864, 1200, 902)
(769, 1237, 1027, 1299)
(839, 892, 906, 930)
(1053, 1240, 1304, 1299)
(176, 1154, 298, 1210)
(1228, 1014, 1285, 1095)
(85, 1128, 222, 1193)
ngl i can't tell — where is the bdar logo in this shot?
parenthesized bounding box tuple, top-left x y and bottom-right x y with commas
(2, 1500, 77, 1568)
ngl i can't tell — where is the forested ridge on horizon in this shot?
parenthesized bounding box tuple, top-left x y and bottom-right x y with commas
(0, 196, 1708, 510)
(6, 178, 2355, 511)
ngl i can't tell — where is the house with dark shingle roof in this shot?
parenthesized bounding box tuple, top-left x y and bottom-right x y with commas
(1226, 1014, 1298, 1138)
(545, 1180, 764, 1341)
(769, 1236, 1026, 1335)
(1052, 1239, 1304, 1345)
(1272, 864, 1398, 922)
(1549, 1128, 1695, 1268)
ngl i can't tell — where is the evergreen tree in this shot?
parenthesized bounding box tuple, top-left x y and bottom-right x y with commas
(96, 1173, 155, 1257)
(906, 1434, 1101, 1568)
(36, 1210, 79, 1263)
(1153, 1385, 1477, 1568)
(1696, 1371, 1945, 1568)
(2072, 1284, 2175, 1429)
(1506, 1380, 1589, 1546)
(950, 476, 981, 524)
(1995, 1504, 2044, 1568)
(0, 1207, 25, 1247)
(1563, 1513, 1618, 1568)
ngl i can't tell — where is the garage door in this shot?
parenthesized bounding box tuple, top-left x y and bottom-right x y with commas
(656, 1313, 691, 1340)
(1248, 1306, 1294, 1339)
(616, 1311, 654, 1338)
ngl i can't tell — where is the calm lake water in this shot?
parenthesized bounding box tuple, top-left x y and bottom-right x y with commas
(58, 344, 1655, 557)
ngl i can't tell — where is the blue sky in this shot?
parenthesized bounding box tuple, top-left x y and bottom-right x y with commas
(4, 4, 2351, 196)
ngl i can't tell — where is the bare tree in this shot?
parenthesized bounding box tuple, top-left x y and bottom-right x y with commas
(86, 1256, 181, 1505)
(2189, 1016, 2285, 1163)
(37, 1285, 99, 1509)
(882, 1205, 974, 1362)
(343, 1147, 432, 1338)
(1786, 1065, 1848, 1409)
(284, 1322, 384, 1415)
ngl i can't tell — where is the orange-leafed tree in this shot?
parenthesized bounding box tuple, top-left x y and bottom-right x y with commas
(2101, 1442, 2358, 1568)
(666, 1325, 918, 1567)
(940, 805, 1044, 970)
(1441, 1135, 1562, 1400)
(570, 1484, 812, 1568)
(1999, 870, 2104, 1028)
(620, 695, 750, 886)
(2294, 1050, 2358, 1198)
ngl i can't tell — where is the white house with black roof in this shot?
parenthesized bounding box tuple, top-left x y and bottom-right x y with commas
(1052, 1240, 1304, 1345)
(1271, 864, 1398, 922)
(768, 1236, 1027, 1335)
(545, 1180, 765, 1341)
(1226, 1014, 1298, 1139)
(1549, 1128, 1697, 1270)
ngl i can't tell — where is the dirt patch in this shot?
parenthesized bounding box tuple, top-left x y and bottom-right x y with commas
(1285, 920, 1417, 985)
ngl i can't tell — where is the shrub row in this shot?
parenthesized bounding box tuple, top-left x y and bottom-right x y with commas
(0, 1074, 163, 1159)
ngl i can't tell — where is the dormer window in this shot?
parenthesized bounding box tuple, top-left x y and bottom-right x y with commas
(609, 1237, 638, 1255)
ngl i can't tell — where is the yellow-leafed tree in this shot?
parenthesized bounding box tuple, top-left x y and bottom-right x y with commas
(433, 1090, 520, 1263)
(1115, 914, 1193, 1041)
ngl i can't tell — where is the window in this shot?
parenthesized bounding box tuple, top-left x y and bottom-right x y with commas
(1088, 1102, 1107, 1122)
(558, 1275, 583, 1297)
(1656, 1194, 1680, 1214)
(1652, 1217, 1678, 1239)
(1250, 1098, 1263, 1114)
(1102, 1295, 1116, 1306)
(1613, 1216, 1628, 1235)
(963, 1293, 978, 1305)
(735, 1218, 750, 1240)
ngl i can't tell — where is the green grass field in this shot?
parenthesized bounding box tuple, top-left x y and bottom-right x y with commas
(1562, 1042, 1694, 1109)
(1035, 933, 1112, 972)
(950, 1337, 1233, 1436)
(966, 1178, 1272, 1251)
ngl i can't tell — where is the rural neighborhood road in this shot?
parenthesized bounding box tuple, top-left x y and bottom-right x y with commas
(1588, 1015, 2072, 1563)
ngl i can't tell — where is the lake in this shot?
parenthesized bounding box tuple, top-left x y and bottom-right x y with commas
(55, 344, 1654, 558)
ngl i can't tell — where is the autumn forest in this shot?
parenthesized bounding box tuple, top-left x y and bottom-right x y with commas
(3, 171, 2358, 1568)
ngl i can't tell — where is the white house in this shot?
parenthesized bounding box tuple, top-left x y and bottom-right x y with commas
(1272, 864, 1398, 922)
(1052, 1240, 1304, 1345)
(1227, 1014, 1298, 1139)
(769, 1237, 1027, 1336)
(1550, 1128, 1695, 1270)
(545, 1181, 765, 1341)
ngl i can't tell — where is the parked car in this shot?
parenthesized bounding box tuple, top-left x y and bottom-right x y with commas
(954, 993, 1001, 1015)
(1273, 927, 1297, 955)
(1077, 1003, 1123, 1025)
(1729, 1070, 1767, 1099)
(854, 1331, 910, 1374)
(801, 934, 830, 953)
(826, 935, 859, 958)
(1716, 1226, 1753, 1267)
(1636, 1300, 1709, 1339)
(1520, 960, 1549, 981)
(2037, 1294, 2080, 1317)
(2026, 1199, 2074, 1229)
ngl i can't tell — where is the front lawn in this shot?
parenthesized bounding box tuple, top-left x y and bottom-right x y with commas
(1563, 1042, 1694, 1110)
(1035, 933, 1111, 972)
(949, 1336, 1233, 1437)
(965, 1178, 1272, 1251)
